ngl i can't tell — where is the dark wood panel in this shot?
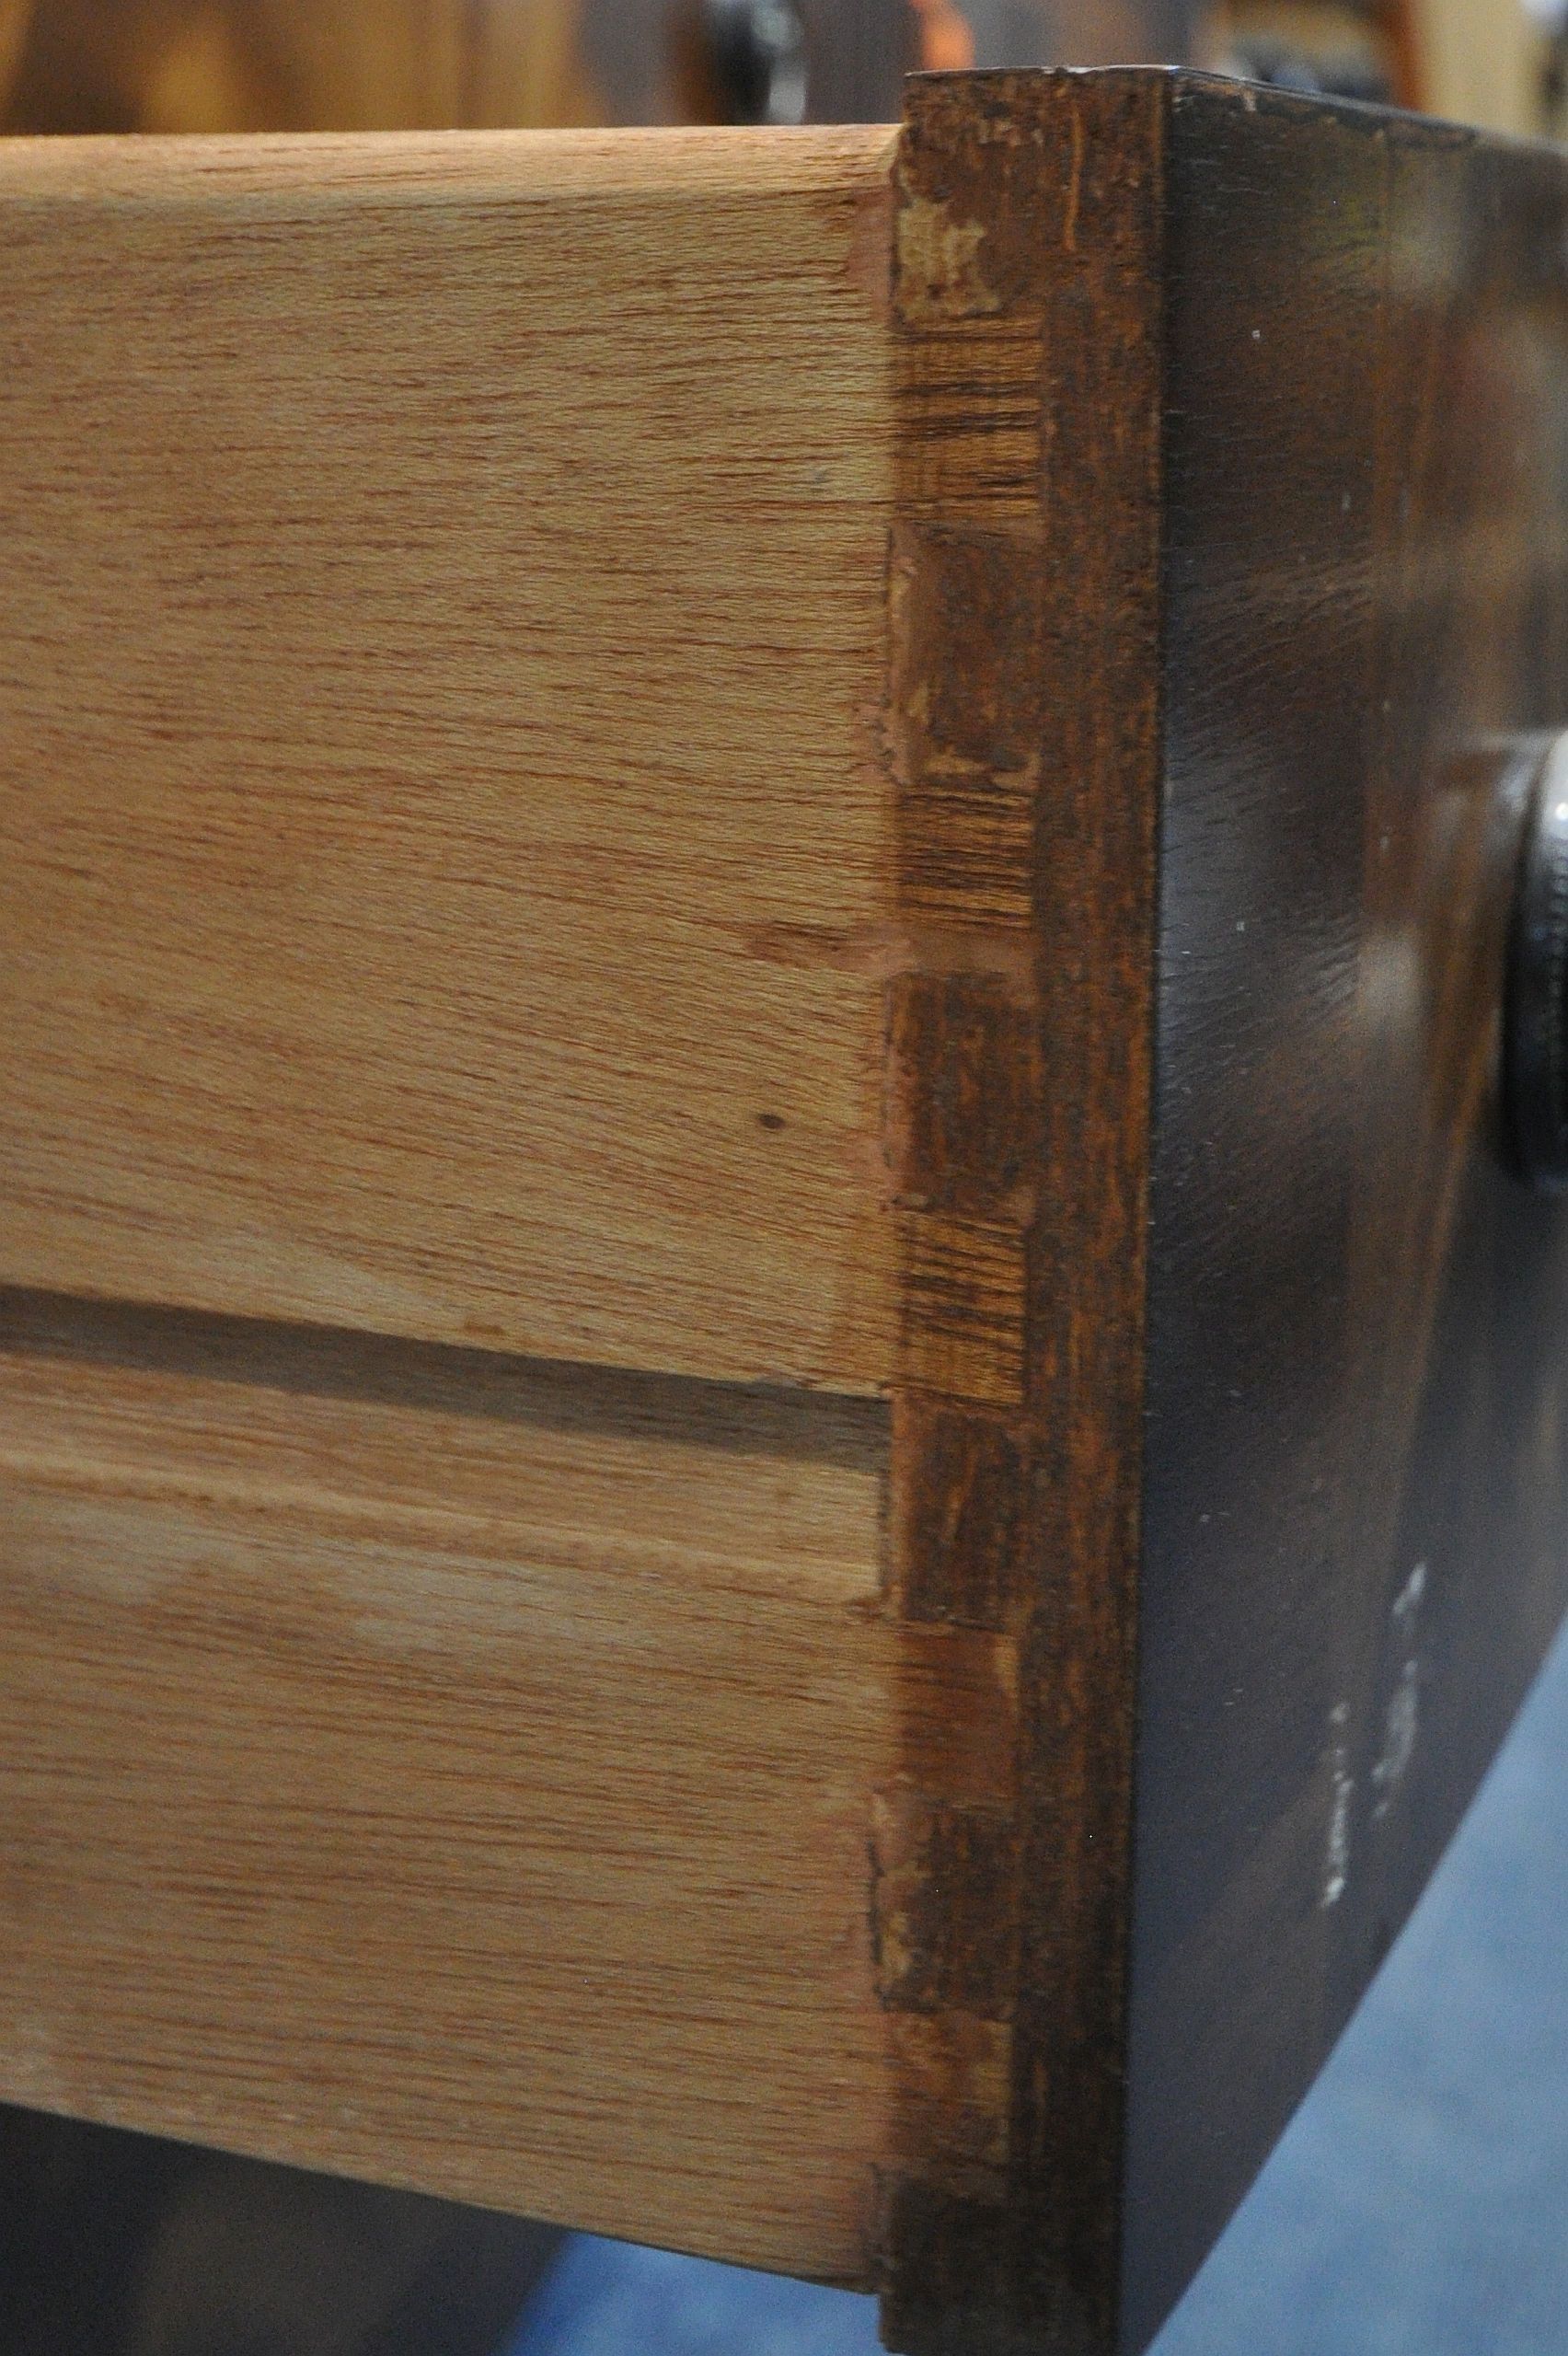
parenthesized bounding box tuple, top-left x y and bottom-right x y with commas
(1126, 78, 1568, 2352)
(878, 66, 1166, 2356)
(877, 67, 1568, 2356)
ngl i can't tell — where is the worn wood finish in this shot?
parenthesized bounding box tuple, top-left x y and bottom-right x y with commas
(0, 126, 898, 1393)
(876, 73, 1568, 2356)
(1124, 80, 1568, 2350)
(877, 68, 1164, 2356)
(6, 71, 1568, 2356)
(878, 67, 1568, 2356)
(0, 1288, 979, 2281)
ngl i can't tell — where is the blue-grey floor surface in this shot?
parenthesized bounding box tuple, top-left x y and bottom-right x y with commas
(502, 1613, 1568, 2356)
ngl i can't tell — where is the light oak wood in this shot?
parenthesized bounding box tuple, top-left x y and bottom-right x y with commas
(0, 116, 1041, 2316)
(0, 1291, 1014, 2281)
(0, 126, 899, 1392)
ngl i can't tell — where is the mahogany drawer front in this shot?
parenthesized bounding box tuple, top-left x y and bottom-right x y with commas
(4, 72, 1568, 2356)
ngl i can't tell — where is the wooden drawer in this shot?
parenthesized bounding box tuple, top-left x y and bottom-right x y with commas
(3, 68, 1567, 2355)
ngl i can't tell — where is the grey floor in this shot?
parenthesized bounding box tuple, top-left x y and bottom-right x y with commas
(508, 1616, 1568, 2356)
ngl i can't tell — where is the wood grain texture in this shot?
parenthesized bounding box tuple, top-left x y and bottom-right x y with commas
(0, 1288, 1018, 2281)
(6, 73, 1568, 2356)
(878, 68, 1568, 2356)
(878, 69, 1164, 2356)
(0, 125, 899, 1392)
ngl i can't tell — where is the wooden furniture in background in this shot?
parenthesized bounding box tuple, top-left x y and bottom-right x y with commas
(4, 68, 1568, 2356)
(0, 0, 917, 132)
(0, 0, 1209, 135)
(2, 0, 1556, 145)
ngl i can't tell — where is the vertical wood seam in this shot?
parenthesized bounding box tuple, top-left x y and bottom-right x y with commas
(877, 69, 1168, 2356)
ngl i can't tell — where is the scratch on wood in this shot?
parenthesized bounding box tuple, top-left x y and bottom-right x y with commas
(1065, 105, 1085, 254)
(894, 196, 1003, 320)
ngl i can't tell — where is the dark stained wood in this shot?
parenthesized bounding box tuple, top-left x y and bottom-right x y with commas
(1124, 79, 1568, 2351)
(877, 66, 1568, 2356)
(881, 68, 1165, 2356)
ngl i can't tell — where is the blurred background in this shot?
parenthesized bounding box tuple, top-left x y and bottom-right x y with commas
(1, 0, 1566, 147)
(5, 0, 1568, 2349)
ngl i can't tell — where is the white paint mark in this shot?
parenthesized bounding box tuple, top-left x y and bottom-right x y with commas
(1372, 1663, 1420, 1818)
(1373, 1562, 1426, 1820)
(1392, 1559, 1427, 1628)
(1323, 1742, 1354, 1908)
